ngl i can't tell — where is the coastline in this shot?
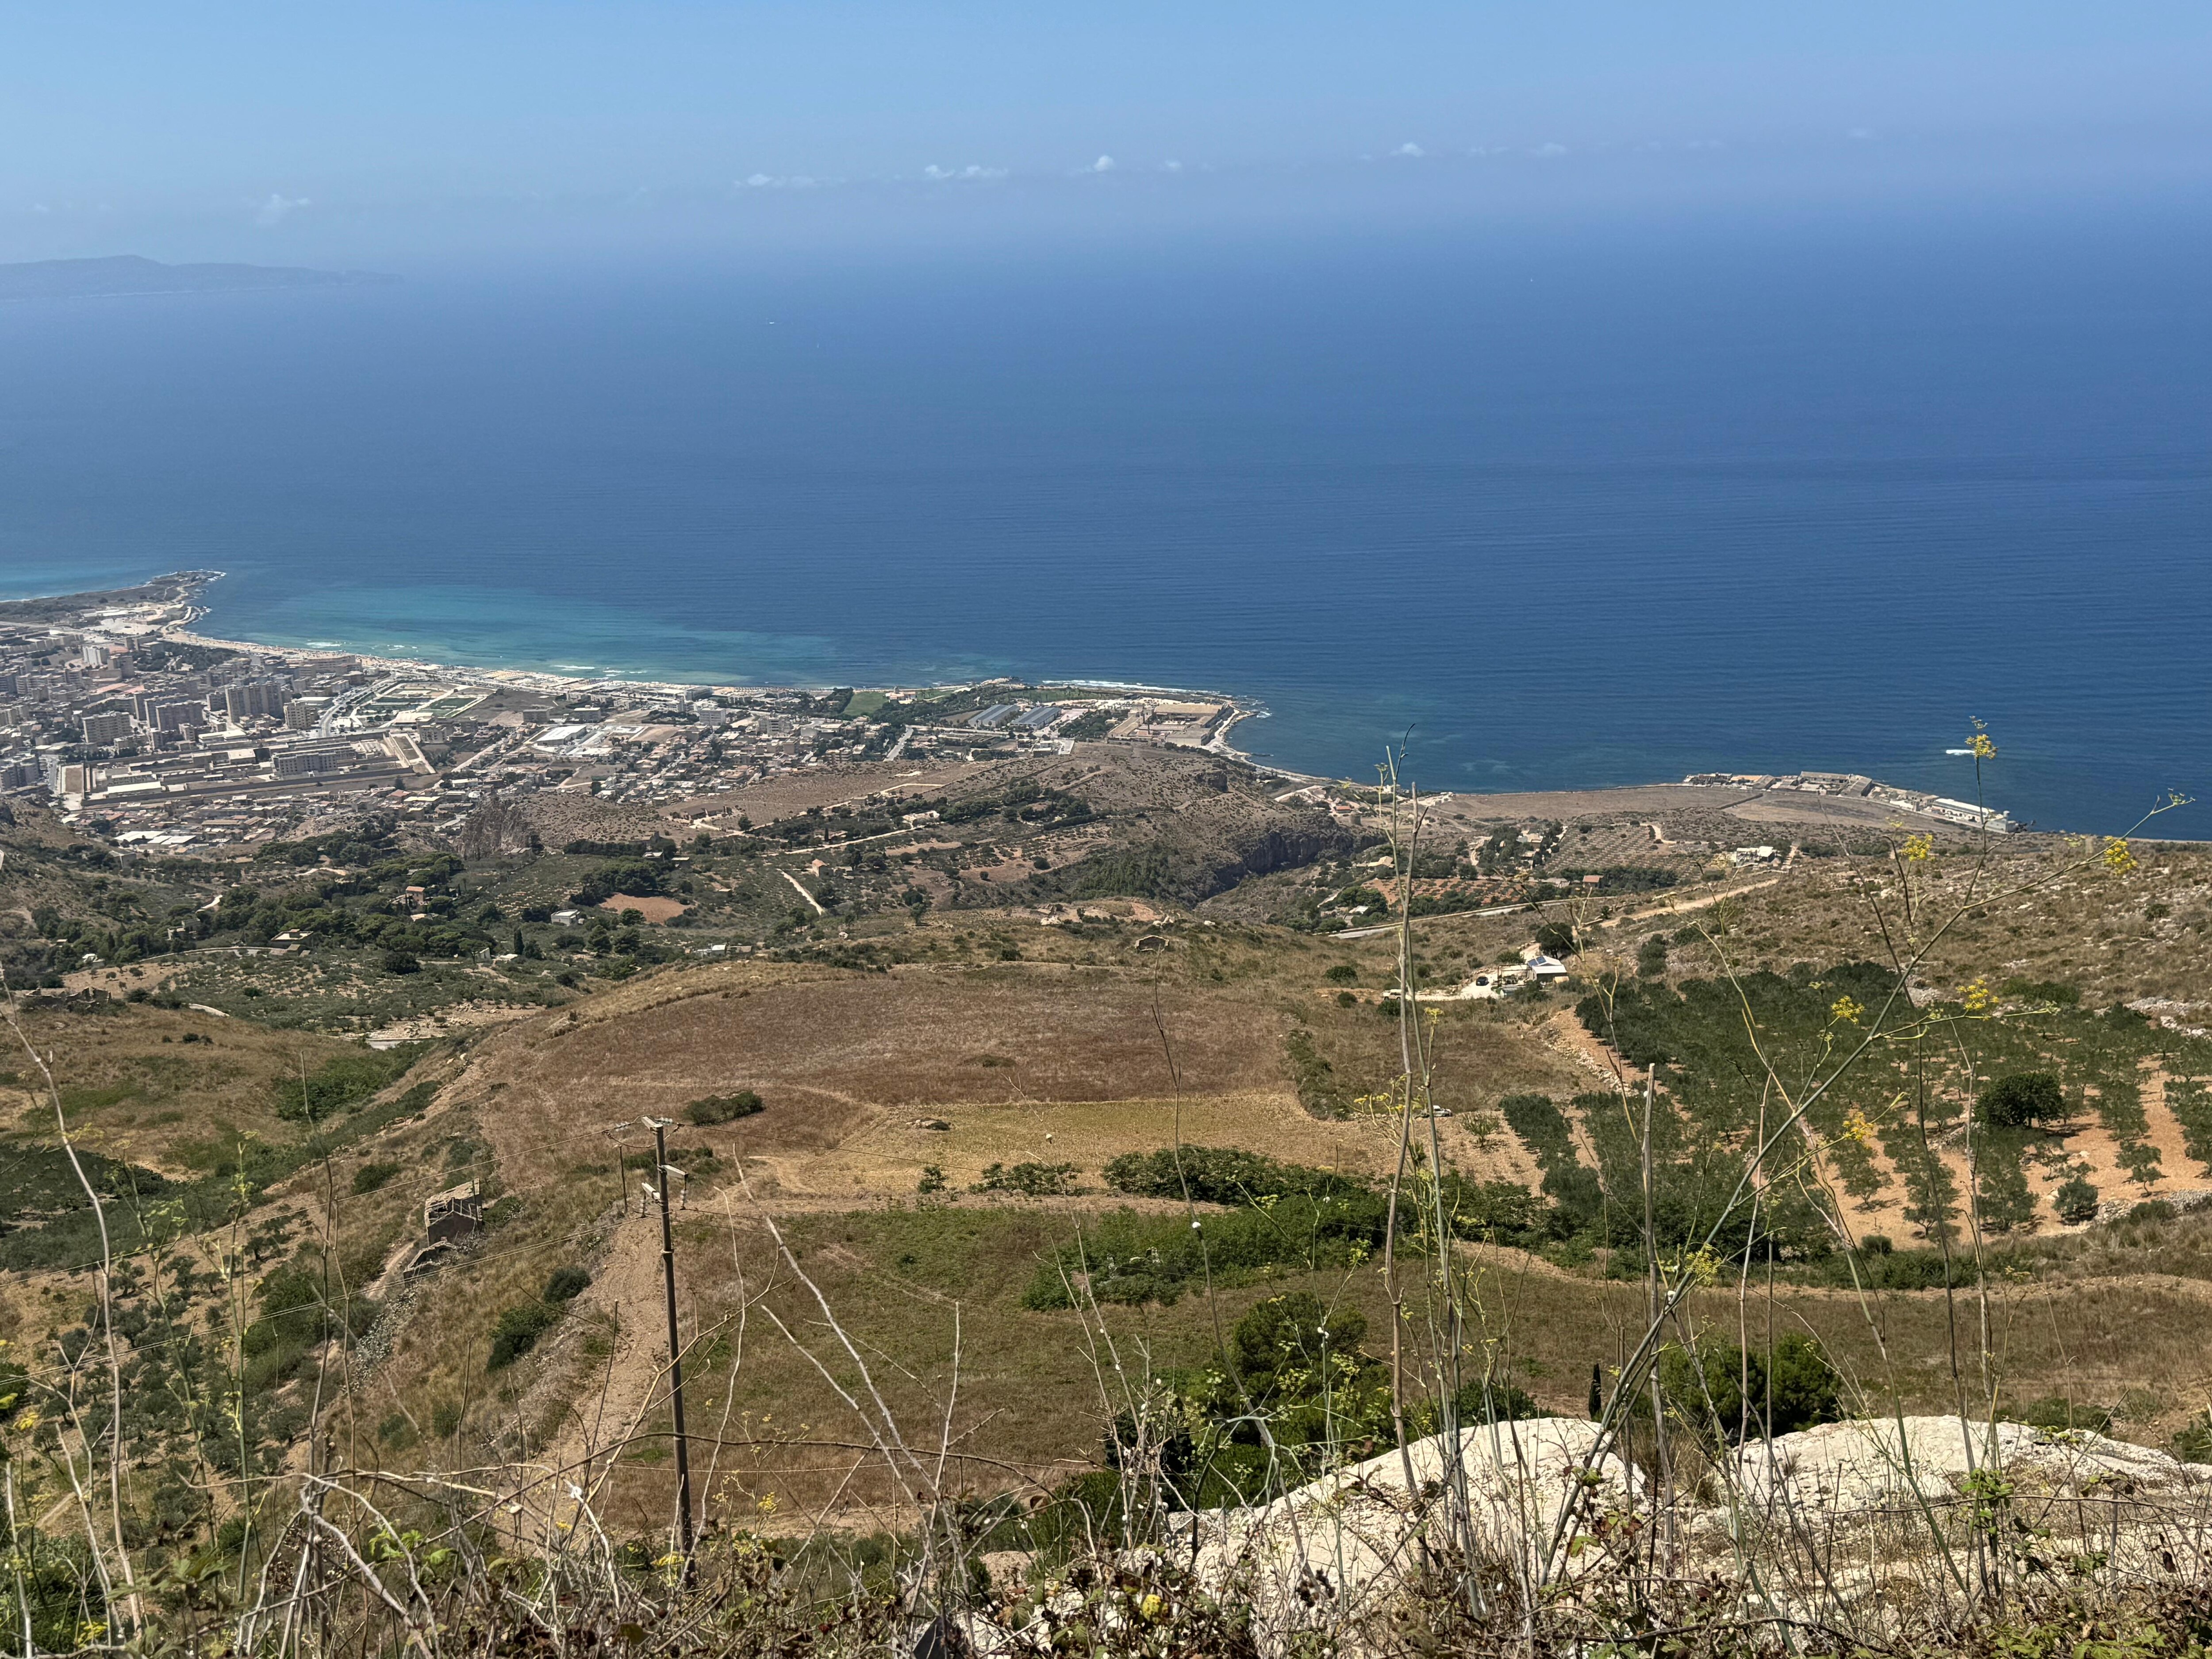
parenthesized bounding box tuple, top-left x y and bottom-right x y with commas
(146, 571, 1285, 770)
(31, 568, 2103, 836)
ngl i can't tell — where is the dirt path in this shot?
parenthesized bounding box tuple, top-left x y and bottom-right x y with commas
(1603, 876, 1783, 929)
(522, 1205, 672, 1538)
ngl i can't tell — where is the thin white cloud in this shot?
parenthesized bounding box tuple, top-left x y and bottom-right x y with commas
(1394, 142, 1425, 158)
(1086, 154, 1116, 173)
(254, 192, 309, 226)
(736, 173, 821, 189)
(922, 163, 1008, 182)
(1847, 127, 1877, 141)
(1161, 159, 1183, 172)
(1529, 142, 1569, 158)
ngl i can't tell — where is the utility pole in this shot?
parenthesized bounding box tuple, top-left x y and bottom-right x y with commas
(646, 1118, 696, 1569)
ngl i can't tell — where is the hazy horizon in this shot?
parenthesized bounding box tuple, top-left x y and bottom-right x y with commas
(4, 4, 2211, 273)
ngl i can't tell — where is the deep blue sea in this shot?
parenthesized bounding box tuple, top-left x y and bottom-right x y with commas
(0, 205, 2206, 836)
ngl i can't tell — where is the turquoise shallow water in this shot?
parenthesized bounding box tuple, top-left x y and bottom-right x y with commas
(0, 207, 2206, 835)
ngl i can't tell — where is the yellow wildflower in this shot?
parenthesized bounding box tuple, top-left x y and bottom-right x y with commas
(10, 1408, 39, 1434)
(756, 1493, 778, 1516)
(1901, 834, 1934, 864)
(2103, 839, 2138, 875)
(1140, 1594, 1164, 1620)
(1830, 995, 1864, 1026)
(1962, 977, 1995, 1014)
(1842, 1107, 1877, 1147)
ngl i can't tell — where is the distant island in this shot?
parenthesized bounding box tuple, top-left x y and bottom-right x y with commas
(0, 254, 394, 302)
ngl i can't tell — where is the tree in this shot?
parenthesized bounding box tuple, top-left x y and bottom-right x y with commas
(1232, 1292, 1368, 1394)
(1659, 1334, 1839, 1442)
(1534, 921, 1579, 959)
(2055, 1172, 2100, 1224)
(1978, 1071, 2065, 1128)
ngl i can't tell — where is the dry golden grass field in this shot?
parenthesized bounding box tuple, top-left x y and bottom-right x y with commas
(4, 827, 2208, 1556)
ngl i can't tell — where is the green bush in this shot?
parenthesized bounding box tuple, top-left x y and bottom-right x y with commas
(1026, 1194, 1392, 1308)
(542, 1266, 591, 1302)
(973, 1161, 1079, 1197)
(1282, 1030, 1348, 1118)
(1534, 922, 1579, 959)
(687, 1090, 764, 1125)
(1102, 1146, 1366, 1205)
(351, 1161, 402, 1195)
(486, 1302, 560, 1370)
(275, 1047, 418, 1123)
(1324, 964, 1359, 985)
(2055, 1173, 2100, 1225)
(2019, 1394, 2113, 1435)
(1977, 1071, 2066, 1128)
(1659, 1334, 1840, 1442)
(2174, 1416, 2212, 1464)
(1413, 1379, 1544, 1434)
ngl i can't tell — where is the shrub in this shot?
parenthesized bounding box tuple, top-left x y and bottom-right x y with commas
(275, 1047, 417, 1123)
(2175, 1416, 2212, 1464)
(542, 1266, 591, 1302)
(1231, 1292, 1368, 1390)
(2019, 1394, 2113, 1435)
(1659, 1334, 1840, 1442)
(1103, 1146, 1366, 1205)
(351, 1162, 402, 1195)
(1324, 964, 1359, 985)
(973, 1161, 1079, 1197)
(1977, 1071, 2065, 1128)
(917, 1164, 947, 1195)
(2055, 1173, 2100, 1225)
(1534, 922, 1578, 958)
(382, 950, 421, 975)
(687, 1090, 763, 1125)
(486, 1302, 560, 1370)
(1027, 1193, 1392, 1308)
(2001, 977, 2081, 1006)
(1282, 1030, 1347, 1118)
(1417, 1379, 1544, 1433)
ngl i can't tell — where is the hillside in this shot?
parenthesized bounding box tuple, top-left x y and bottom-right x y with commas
(2, 742, 2208, 1649)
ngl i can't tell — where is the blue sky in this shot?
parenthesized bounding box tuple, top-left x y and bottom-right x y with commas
(4, 2, 2209, 267)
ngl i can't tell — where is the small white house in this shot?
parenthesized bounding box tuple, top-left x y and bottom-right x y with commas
(1522, 952, 1571, 982)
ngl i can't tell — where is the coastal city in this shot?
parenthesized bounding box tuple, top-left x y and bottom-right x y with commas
(0, 572, 1256, 854)
(0, 572, 2017, 857)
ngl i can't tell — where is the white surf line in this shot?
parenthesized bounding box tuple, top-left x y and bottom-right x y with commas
(780, 868, 826, 914)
